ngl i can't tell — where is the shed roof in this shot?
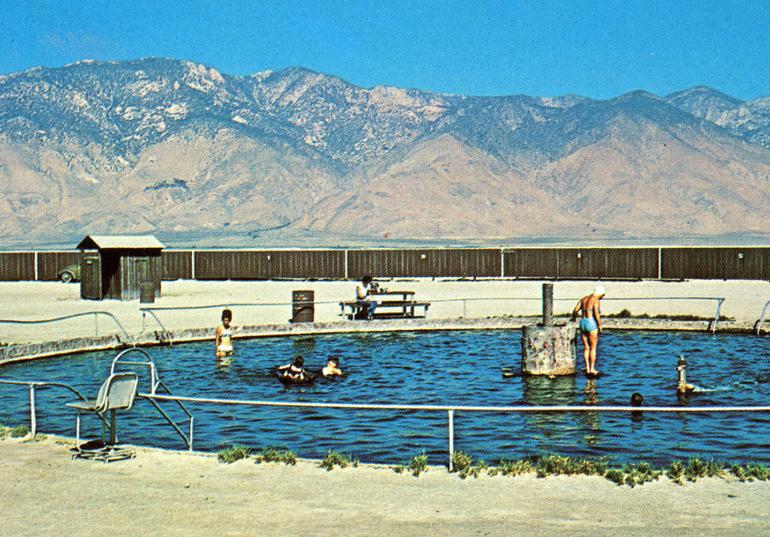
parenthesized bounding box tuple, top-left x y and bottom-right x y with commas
(77, 235, 165, 250)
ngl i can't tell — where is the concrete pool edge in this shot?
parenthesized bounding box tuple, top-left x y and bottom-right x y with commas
(0, 316, 757, 365)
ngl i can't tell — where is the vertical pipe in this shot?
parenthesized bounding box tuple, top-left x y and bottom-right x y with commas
(110, 409, 117, 444)
(29, 384, 36, 437)
(500, 249, 505, 278)
(191, 250, 196, 280)
(657, 247, 662, 280)
(542, 283, 554, 326)
(344, 250, 349, 279)
(189, 416, 194, 451)
(34, 251, 39, 281)
(448, 409, 454, 471)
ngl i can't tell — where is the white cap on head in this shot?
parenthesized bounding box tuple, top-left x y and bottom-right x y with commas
(593, 285, 606, 296)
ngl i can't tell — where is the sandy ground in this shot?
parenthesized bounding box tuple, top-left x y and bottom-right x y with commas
(1, 436, 768, 537)
(2, 278, 770, 344)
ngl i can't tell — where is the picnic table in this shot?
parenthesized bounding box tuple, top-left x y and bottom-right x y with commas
(339, 290, 431, 320)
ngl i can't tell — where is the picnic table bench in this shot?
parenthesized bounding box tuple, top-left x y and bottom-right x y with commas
(339, 290, 431, 320)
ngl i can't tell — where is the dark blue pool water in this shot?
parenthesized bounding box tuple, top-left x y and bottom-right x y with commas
(2, 330, 770, 465)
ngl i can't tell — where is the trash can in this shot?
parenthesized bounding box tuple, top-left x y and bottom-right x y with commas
(140, 282, 155, 304)
(291, 290, 314, 323)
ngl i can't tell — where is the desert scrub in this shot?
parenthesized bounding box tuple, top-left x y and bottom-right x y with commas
(319, 450, 358, 471)
(217, 445, 251, 464)
(450, 451, 487, 479)
(534, 455, 607, 477)
(497, 459, 534, 477)
(407, 452, 429, 477)
(9, 425, 29, 438)
(255, 447, 297, 465)
(22, 433, 48, 443)
(730, 463, 770, 482)
(618, 463, 662, 487)
(668, 461, 685, 485)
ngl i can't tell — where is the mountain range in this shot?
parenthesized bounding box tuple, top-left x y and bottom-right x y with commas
(1, 57, 769, 246)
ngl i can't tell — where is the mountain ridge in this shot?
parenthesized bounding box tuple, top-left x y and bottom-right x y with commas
(1, 57, 770, 245)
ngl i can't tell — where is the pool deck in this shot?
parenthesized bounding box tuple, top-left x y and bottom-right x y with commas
(1, 277, 769, 362)
(1, 435, 768, 537)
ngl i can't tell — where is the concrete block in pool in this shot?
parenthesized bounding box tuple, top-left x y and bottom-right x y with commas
(521, 324, 577, 376)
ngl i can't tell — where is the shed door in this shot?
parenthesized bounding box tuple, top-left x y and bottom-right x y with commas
(80, 252, 102, 300)
(122, 256, 150, 300)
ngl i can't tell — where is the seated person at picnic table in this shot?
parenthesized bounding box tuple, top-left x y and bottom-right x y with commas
(320, 356, 343, 377)
(215, 309, 234, 357)
(277, 355, 313, 383)
(356, 275, 379, 319)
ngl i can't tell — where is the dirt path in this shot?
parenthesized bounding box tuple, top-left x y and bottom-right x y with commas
(1, 437, 768, 537)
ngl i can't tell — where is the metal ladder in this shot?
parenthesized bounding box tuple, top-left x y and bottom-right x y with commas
(110, 348, 195, 450)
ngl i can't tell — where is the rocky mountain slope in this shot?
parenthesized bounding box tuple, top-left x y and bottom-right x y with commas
(1, 58, 769, 244)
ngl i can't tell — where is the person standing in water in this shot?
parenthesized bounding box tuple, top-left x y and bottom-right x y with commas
(215, 309, 234, 358)
(572, 286, 605, 376)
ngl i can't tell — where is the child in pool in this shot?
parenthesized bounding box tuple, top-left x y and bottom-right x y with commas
(278, 355, 311, 382)
(321, 356, 343, 377)
(215, 309, 234, 358)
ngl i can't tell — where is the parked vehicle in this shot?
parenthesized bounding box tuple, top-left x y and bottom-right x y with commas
(57, 263, 81, 283)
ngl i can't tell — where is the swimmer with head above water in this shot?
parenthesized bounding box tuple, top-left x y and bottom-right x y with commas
(572, 286, 605, 377)
(277, 355, 313, 383)
(215, 309, 234, 358)
(321, 356, 343, 377)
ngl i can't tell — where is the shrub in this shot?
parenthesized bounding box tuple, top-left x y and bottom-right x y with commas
(407, 452, 429, 477)
(450, 451, 487, 479)
(217, 445, 250, 464)
(255, 447, 297, 465)
(319, 450, 357, 471)
(498, 459, 534, 477)
(9, 425, 29, 438)
(668, 461, 685, 485)
(534, 455, 607, 477)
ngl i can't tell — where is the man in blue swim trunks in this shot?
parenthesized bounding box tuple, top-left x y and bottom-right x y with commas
(572, 286, 605, 376)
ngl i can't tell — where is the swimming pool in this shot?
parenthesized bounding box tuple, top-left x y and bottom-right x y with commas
(1, 330, 769, 465)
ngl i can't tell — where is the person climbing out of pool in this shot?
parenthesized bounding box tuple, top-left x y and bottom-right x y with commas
(277, 355, 313, 383)
(356, 274, 379, 320)
(572, 286, 605, 377)
(215, 309, 234, 358)
(320, 356, 343, 377)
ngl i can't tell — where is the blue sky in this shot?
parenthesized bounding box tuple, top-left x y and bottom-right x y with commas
(1, 0, 768, 99)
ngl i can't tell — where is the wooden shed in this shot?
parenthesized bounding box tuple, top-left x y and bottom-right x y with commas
(77, 235, 165, 301)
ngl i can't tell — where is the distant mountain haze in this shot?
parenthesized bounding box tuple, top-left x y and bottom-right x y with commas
(1, 58, 769, 244)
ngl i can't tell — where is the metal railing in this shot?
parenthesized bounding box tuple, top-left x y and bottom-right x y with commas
(0, 378, 96, 436)
(139, 393, 770, 469)
(140, 301, 338, 344)
(140, 296, 726, 338)
(429, 296, 726, 332)
(0, 312, 134, 345)
(110, 348, 194, 449)
(3, 373, 767, 465)
(754, 299, 770, 335)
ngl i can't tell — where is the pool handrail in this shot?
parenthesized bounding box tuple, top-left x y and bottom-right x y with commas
(755, 299, 770, 335)
(0, 312, 134, 345)
(0, 378, 106, 436)
(138, 392, 770, 470)
(139, 296, 726, 338)
(3, 373, 768, 468)
(110, 347, 194, 450)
